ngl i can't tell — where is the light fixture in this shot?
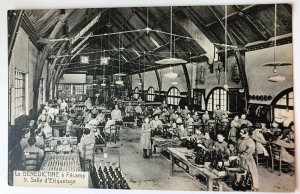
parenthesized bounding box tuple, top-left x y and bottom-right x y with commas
(264, 4, 291, 82)
(101, 81, 106, 86)
(164, 67, 178, 79)
(156, 6, 187, 67)
(223, 5, 229, 91)
(171, 81, 178, 85)
(116, 77, 124, 85)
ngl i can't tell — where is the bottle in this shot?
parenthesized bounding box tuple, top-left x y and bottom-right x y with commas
(245, 172, 252, 190)
(239, 175, 246, 191)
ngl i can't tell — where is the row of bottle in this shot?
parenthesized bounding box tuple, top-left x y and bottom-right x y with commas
(90, 163, 129, 189)
(232, 172, 253, 191)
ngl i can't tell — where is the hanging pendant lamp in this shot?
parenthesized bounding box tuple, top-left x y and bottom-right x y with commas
(266, 4, 290, 82)
(115, 33, 124, 84)
(223, 5, 229, 91)
(156, 6, 187, 71)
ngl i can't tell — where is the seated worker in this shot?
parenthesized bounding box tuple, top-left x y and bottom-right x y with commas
(87, 114, 100, 135)
(177, 124, 189, 139)
(143, 106, 151, 117)
(60, 99, 69, 112)
(168, 122, 180, 136)
(47, 105, 56, 121)
(111, 105, 123, 125)
(227, 140, 237, 154)
(125, 102, 134, 117)
(181, 105, 191, 119)
(83, 109, 91, 124)
(168, 105, 175, 115)
(239, 114, 253, 127)
(252, 123, 269, 156)
(66, 116, 74, 137)
(35, 128, 45, 149)
(37, 109, 47, 125)
(197, 131, 214, 151)
(104, 116, 116, 136)
(150, 115, 163, 132)
(176, 106, 182, 114)
(213, 105, 223, 121)
(169, 111, 177, 124)
(84, 97, 93, 110)
(135, 103, 143, 115)
(23, 137, 44, 170)
(202, 110, 210, 124)
(273, 131, 295, 168)
(213, 133, 229, 156)
(42, 122, 53, 139)
(175, 113, 183, 125)
(20, 128, 31, 151)
(192, 112, 200, 125)
(152, 107, 162, 116)
(161, 108, 170, 122)
(96, 110, 106, 125)
(221, 113, 229, 123)
(91, 106, 99, 115)
(137, 96, 144, 104)
(78, 128, 96, 160)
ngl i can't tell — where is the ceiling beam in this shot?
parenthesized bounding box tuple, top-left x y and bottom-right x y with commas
(205, 5, 257, 28)
(233, 5, 269, 41)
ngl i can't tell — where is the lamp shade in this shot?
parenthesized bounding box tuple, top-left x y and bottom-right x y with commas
(155, 58, 187, 65)
(164, 71, 178, 79)
(171, 81, 178, 85)
(267, 75, 286, 82)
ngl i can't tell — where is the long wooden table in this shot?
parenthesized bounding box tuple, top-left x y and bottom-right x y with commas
(151, 136, 181, 154)
(167, 147, 229, 191)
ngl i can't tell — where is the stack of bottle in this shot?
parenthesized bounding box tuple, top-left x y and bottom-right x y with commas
(231, 171, 253, 191)
(209, 150, 226, 171)
(161, 128, 174, 139)
(40, 153, 81, 171)
(90, 163, 130, 189)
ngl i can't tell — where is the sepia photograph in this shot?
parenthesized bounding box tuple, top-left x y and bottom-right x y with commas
(7, 2, 296, 192)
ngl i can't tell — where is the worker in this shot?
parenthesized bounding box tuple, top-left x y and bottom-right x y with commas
(252, 123, 269, 156)
(140, 116, 152, 159)
(213, 105, 223, 121)
(143, 106, 150, 117)
(78, 128, 96, 162)
(213, 133, 229, 156)
(111, 104, 123, 125)
(135, 103, 143, 115)
(150, 115, 163, 132)
(60, 99, 69, 112)
(152, 107, 162, 116)
(198, 131, 214, 151)
(23, 137, 44, 170)
(20, 128, 31, 151)
(181, 105, 191, 119)
(84, 97, 93, 110)
(66, 115, 74, 137)
(96, 110, 106, 125)
(37, 109, 47, 125)
(125, 102, 134, 117)
(168, 105, 175, 115)
(239, 114, 253, 127)
(202, 110, 210, 124)
(34, 128, 45, 149)
(43, 122, 53, 139)
(104, 116, 116, 135)
(237, 126, 259, 191)
(228, 115, 241, 143)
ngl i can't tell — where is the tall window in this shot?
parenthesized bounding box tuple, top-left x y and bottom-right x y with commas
(273, 89, 293, 123)
(167, 87, 181, 105)
(146, 87, 155, 101)
(207, 88, 228, 111)
(15, 70, 26, 117)
(73, 84, 84, 95)
(133, 87, 139, 99)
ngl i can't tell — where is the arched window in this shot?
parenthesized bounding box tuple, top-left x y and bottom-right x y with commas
(167, 87, 181, 105)
(146, 87, 155, 101)
(207, 87, 228, 111)
(272, 88, 293, 123)
(133, 87, 139, 99)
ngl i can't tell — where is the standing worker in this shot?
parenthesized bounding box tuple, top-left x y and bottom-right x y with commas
(140, 117, 152, 159)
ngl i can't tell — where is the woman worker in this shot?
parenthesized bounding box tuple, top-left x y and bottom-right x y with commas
(237, 125, 259, 191)
(140, 116, 152, 159)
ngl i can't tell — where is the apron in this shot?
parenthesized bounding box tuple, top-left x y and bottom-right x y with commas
(140, 123, 152, 149)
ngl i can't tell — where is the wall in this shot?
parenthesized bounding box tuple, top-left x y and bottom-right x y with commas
(59, 74, 86, 84)
(131, 56, 242, 100)
(9, 27, 48, 124)
(245, 43, 293, 104)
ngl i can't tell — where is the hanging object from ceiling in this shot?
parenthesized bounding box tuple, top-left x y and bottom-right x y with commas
(223, 4, 229, 91)
(115, 33, 125, 85)
(171, 81, 178, 85)
(157, 6, 187, 73)
(264, 4, 292, 82)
